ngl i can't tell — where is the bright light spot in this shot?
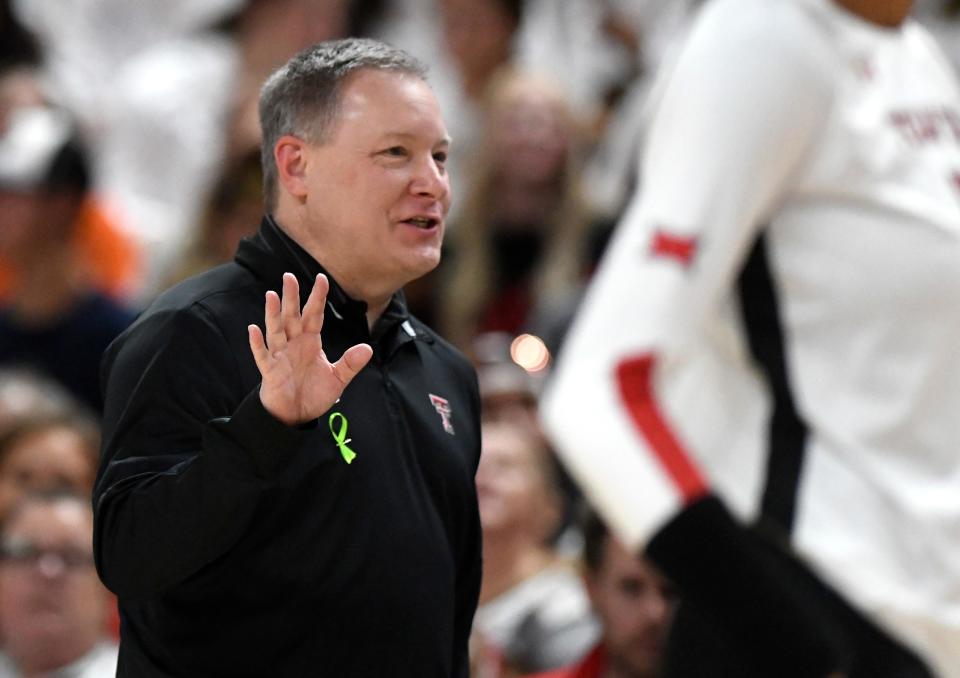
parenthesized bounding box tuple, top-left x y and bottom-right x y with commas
(510, 334, 550, 373)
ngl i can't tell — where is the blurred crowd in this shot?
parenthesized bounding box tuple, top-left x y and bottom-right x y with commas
(0, 0, 958, 676)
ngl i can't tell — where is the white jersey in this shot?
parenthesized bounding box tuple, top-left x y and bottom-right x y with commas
(542, 0, 960, 675)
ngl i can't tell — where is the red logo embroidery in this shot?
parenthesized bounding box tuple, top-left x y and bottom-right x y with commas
(429, 394, 455, 435)
(650, 229, 698, 267)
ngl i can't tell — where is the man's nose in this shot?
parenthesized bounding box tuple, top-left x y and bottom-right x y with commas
(36, 552, 68, 578)
(641, 592, 672, 624)
(410, 156, 449, 200)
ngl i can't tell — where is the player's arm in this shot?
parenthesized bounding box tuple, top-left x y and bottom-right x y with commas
(542, 5, 845, 676)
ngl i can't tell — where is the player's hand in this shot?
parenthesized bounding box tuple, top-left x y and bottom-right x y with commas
(248, 272, 373, 426)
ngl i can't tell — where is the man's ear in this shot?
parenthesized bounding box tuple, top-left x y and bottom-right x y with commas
(275, 135, 310, 201)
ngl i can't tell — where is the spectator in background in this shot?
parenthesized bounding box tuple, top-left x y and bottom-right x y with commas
(472, 420, 598, 676)
(166, 149, 263, 286)
(9, 0, 363, 302)
(474, 332, 543, 432)
(438, 69, 599, 352)
(0, 491, 117, 677)
(439, 0, 521, 104)
(0, 406, 121, 643)
(220, 0, 357, 161)
(0, 369, 75, 438)
(0, 106, 135, 412)
(0, 412, 99, 522)
(526, 511, 676, 678)
(472, 331, 584, 561)
(0, 67, 141, 304)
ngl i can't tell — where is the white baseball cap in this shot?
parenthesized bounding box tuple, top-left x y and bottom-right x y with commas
(0, 105, 75, 190)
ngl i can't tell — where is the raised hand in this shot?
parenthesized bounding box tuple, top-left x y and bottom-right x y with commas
(248, 272, 373, 426)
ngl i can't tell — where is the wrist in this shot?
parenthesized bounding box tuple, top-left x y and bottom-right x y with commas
(258, 389, 302, 427)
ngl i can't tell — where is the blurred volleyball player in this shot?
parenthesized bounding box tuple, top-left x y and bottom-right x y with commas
(542, 0, 960, 676)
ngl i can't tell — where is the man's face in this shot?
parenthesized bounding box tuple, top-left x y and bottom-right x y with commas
(475, 424, 554, 538)
(0, 189, 41, 260)
(489, 84, 569, 188)
(0, 500, 107, 673)
(0, 188, 80, 262)
(439, 0, 516, 84)
(298, 69, 451, 296)
(0, 426, 96, 522)
(586, 539, 676, 678)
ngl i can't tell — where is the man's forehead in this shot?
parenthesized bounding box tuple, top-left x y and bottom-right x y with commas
(337, 70, 445, 127)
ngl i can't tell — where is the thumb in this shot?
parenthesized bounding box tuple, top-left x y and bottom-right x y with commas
(332, 343, 373, 386)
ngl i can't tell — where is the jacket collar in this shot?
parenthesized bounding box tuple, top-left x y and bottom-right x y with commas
(235, 215, 424, 348)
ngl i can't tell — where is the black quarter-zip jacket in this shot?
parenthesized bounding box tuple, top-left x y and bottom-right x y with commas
(93, 217, 482, 677)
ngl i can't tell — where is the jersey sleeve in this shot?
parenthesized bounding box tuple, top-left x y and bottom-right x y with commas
(541, 1, 834, 551)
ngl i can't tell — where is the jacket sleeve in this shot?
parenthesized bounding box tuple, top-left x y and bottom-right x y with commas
(452, 362, 483, 678)
(541, 5, 847, 676)
(93, 303, 314, 599)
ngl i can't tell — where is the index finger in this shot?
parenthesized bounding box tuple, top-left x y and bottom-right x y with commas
(301, 273, 329, 335)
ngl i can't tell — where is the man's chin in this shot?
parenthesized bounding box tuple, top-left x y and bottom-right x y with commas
(403, 250, 442, 280)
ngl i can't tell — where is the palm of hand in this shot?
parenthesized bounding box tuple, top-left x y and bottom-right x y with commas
(248, 273, 373, 426)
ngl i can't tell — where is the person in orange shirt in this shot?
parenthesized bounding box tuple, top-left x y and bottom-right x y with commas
(0, 106, 135, 411)
(0, 67, 140, 304)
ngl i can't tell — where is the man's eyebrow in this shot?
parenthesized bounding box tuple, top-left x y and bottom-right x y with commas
(380, 131, 452, 146)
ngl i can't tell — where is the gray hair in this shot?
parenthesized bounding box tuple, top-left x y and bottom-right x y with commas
(258, 38, 428, 213)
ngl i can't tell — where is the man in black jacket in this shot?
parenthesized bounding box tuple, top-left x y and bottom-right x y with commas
(93, 38, 482, 677)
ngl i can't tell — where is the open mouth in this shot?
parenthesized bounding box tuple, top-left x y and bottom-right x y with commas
(402, 217, 439, 229)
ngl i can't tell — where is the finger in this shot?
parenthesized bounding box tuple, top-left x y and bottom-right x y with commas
(264, 290, 286, 352)
(301, 273, 328, 336)
(280, 272, 302, 339)
(247, 324, 270, 373)
(331, 343, 373, 387)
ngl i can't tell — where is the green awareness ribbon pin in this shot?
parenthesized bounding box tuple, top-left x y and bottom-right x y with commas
(328, 412, 357, 464)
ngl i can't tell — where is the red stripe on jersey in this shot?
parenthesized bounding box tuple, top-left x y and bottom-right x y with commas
(616, 355, 709, 502)
(650, 229, 697, 266)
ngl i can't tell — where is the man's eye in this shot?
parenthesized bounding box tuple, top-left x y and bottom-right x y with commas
(433, 151, 448, 165)
(384, 147, 407, 157)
